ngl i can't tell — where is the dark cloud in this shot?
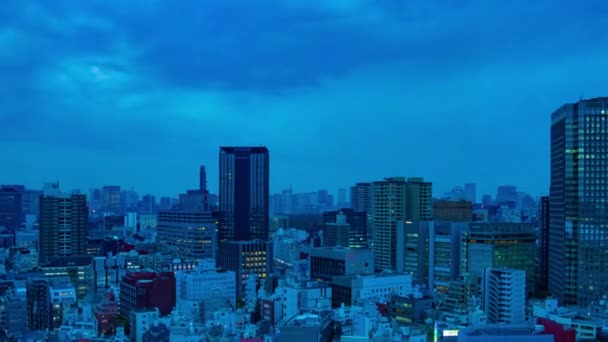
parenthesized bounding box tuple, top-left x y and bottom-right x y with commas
(2, 0, 608, 195)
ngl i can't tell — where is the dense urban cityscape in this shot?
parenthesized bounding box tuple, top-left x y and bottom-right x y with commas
(0, 98, 607, 341)
(4, 1, 608, 341)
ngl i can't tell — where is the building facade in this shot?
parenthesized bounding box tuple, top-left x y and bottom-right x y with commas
(219, 146, 269, 241)
(462, 222, 536, 297)
(175, 259, 236, 318)
(371, 178, 407, 271)
(217, 240, 273, 299)
(483, 268, 526, 324)
(0, 185, 23, 230)
(549, 97, 608, 305)
(310, 247, 374, 281)
(119, 271, 176, 318)
(322, 209, 367, 248)
(39, 183, 87, 264)
(157, 210, 216, 262)
(433, 200, 472, 222)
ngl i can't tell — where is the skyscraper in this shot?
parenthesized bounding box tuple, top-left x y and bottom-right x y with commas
(199, 165, 207, 192)
(404, 177, 433, 222)
(39, 183, 87, 264)
(550, 97, 608, 305)
(337, 188, 347, 208)
(101, 186, 121, 213)
(219, 146, 269, 241)
(350, 183, 371, 213)
(371, 177, 407, 271)
(464, 183, 476, 204)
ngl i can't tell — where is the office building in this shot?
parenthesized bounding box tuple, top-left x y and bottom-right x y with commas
(429, 222, 468, 293)
(371, 177, 433, 272)
(322, 209, 367, 248)
(388, 293, 434, 326)
(433, 200, 472, 222)
(462, 222, 536, 296)
(140, 195, 156, 213)
(102, 186, 121, 212)
(217, 240, 272, 299)
(538, 196, 549, 294)
(219, 146, 269, 241)
(549, 97, 608, 306)
(483, 268, 526, 324)
(41, 256, 93, 299)
(22, 189, 41, 217)
(350, 183, 371, 213)
(464, 183, 477, 204)
(157, 210, 216, 262)
(121, 189, 139, 212)
(310, 247, 374, 281)
(119, 271, 176, 318)
(371, 177, 407, 271)
(0, 185, 23, 230)
(175, 259, 236, 318)
(39, 183, 87, 264)
(405, 177, 433, 221)
(337, 188, 347, 208)
(396, 221, 429, 286)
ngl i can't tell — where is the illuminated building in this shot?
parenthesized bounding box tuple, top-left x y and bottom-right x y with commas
(549, 97, 608, 306)
(217, 240, 272, 299)
(157, 210, 216, 262)
(219, 146, 269, 241)
(461, 222, 536, 297)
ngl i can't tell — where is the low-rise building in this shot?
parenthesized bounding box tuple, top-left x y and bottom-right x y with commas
(279, 309, 334, 342)
(331, 273, 412, 308)
(310, 247, 374, 281)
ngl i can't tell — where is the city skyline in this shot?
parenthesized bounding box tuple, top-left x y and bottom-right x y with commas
(4, 1, 608, 197)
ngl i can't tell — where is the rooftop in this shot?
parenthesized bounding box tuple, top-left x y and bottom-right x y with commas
(42, 256, 93, 268)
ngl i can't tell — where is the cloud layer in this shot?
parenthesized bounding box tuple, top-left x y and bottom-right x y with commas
(2, 0, 608, 196)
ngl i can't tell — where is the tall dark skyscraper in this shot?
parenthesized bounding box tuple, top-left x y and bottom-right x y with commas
(39, 183, 87, 264)
(550, 97, 608, 306)
(219, 147, 269, 241)
(200, 165, 207, 192)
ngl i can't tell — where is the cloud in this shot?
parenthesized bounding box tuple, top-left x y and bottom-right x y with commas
(3, 0, 608, 196)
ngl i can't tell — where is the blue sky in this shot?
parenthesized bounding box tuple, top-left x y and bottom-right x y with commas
(1, 0, 608, 198)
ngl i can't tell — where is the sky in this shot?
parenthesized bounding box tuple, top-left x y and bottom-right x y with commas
(2, 0, 608, 198)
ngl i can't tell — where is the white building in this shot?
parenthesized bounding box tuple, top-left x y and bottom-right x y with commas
(483, 268, 525, 324)
(274, 280, 332, 324)
(333, 273, 413, 307)
(175, 259, 236, 318)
